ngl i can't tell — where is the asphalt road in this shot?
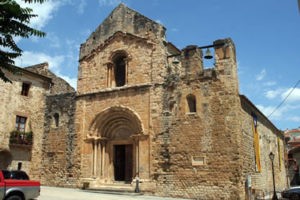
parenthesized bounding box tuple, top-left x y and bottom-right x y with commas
(38, 186, 190, 200)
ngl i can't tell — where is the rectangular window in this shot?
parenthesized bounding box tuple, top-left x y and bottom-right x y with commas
(21, 82, 30, 96)
(15, 116, 27, 132)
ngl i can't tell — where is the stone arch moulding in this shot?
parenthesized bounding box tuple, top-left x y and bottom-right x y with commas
(88, 106, 145, 140)
(109, 49, 132, 61)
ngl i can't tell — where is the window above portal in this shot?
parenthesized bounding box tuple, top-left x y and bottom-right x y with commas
(107, 50, 129, 88)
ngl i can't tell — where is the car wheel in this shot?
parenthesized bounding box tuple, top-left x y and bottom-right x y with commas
(5, 195, 23, 200)
(290, 193, 300, 200)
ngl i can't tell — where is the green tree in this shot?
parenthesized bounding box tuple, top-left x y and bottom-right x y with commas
(0, 0, 46, 82)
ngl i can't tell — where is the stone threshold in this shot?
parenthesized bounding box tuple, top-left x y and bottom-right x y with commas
(83, 182, 142, 195)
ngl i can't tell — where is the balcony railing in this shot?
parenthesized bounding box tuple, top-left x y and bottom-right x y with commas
(9, 130, 33, 146)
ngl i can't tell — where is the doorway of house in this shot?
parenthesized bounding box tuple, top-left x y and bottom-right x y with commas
(114, 144, 133, 183)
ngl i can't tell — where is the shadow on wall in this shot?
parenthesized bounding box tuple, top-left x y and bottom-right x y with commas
(0, 150, 12, 169)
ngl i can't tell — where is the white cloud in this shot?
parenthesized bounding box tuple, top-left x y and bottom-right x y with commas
(263, 81, 276, 86)
(256, 104, 282, 119)
(58, 74, 77, 89)
(281, 88, 300, 103)
(289, 116, 300, 123)
(16, 0, 61, 30)
(14, 51, 64, 71)
(99, 0, 121, 7)
(255, 69, 266, 81)
(46, 32, 61, 48)
(13, 51, 77, 89)
(77, 0, 87, 14)
(265, 89, 283, 99)
(155, 19, 163, 25)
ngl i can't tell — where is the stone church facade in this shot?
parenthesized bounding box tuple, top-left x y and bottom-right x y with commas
(75, 4, 287, 199)
(0, 3, 288, 200)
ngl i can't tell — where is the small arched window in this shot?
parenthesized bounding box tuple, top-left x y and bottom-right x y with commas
(114, 55, 126, 87)
(53, 113, 59, 127)
(108, 51, 128, 88)
(187, 94, 196, 113)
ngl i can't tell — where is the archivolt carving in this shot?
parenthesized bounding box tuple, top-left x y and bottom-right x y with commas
(88, 106, 144, 140)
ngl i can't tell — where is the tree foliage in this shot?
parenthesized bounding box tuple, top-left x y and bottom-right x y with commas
(0, 0, 46, 82)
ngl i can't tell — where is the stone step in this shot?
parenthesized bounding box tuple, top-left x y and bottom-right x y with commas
(85, 183, 141, 195)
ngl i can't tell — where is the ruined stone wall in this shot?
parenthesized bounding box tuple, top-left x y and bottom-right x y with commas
(41, 92, 79, 187)
(0, 69, 50, 180)
(149, 39, 243, 199)
(25, 62, 75, 94)
(80, 3, 165, 60)
(240, 97, 287, 199)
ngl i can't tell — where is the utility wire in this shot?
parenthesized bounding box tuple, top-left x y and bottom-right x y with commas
(268, 79, 300, 118)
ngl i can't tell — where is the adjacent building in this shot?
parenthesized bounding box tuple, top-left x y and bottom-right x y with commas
(0, 63, 78, 184)
(284, 128, 300, 186)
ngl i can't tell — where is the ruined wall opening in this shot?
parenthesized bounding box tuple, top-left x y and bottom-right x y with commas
(114, 56, 126, 87)
(53, 113, 59, 127)
(187, 94, 196, 113)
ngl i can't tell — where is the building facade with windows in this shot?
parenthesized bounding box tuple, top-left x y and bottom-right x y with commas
(284, 128, 300, 186)
(0, 63, 78, 183)
(75, 4, 287, 199)
(0, 65, 52, 175)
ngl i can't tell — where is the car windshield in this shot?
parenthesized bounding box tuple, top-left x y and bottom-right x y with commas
(10, 171, 29, 180)
(1, 170, 29, 180)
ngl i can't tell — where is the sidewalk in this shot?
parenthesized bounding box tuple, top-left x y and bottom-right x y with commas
(38, 186, 191, 200)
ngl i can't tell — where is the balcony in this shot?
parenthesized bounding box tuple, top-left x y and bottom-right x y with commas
(9, 130, 33, 148)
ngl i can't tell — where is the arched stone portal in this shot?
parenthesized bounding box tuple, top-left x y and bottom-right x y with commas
(87, 106, 147, 184)
(0, 149, 12, 169)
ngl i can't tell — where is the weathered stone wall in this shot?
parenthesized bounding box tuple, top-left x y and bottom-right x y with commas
(76, 3, 287, 199)
(149, 39, 243, 199)
(25, 62, 75, 94)
(41, 92, 79, 187)
(240, 96, 287, 199)
(0, 68, 51, 180)
(79, 3, 166, 60)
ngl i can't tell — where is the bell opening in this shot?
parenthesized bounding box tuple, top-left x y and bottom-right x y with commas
(204, 48, 213, 59)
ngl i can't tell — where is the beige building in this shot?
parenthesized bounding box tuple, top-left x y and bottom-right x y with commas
(75, 4, 287, 199)
(0, 3, 288, 199)
(0, 65, 52, 177)
(0, 63, 76, 182)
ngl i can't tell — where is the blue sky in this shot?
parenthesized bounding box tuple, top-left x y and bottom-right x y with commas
(14, 0, 300, 130)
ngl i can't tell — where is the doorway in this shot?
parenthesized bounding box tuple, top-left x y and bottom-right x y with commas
(114, 144, 133, 182)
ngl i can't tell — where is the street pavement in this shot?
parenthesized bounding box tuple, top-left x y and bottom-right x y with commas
(38, 186, 190, 200)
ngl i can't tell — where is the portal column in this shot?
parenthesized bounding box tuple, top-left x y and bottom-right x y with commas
(93, 140, 97, 177)
(100, 138, 108, 178)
